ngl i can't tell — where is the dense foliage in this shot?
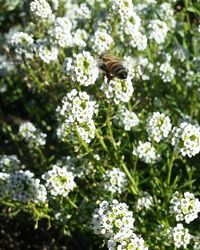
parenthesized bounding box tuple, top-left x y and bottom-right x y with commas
(0, 0, 200, 249)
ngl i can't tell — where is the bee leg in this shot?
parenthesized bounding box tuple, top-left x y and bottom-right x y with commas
(106, 74, 114, 84)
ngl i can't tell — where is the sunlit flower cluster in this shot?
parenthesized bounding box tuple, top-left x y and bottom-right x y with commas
(110, 0, 134, 20)
(159, 61, 175, 82)
(114, 107, 139, 131)
(56, 89, 98, 143)
(10, 32, 34, 59)
(126, 56, 154, 81)
(171, 122, 200, 157)
(63, 51, 99, 86)
(91, 29, 113, 54)
(108, 232, 148, 250)
(30, 0, 53, 20)
(102, 168, 127, 194)
(147, 112, 172, 142)
(73, 29, 88, 48)
(42, 165, 76, 197)
(170, 191, 200, 224)
(148, 20, 168, 44)
(133, 141, 159, 164)
(135, 192, 153, 212)
(171, 223, 191, 249)
(7, 170, 47, 203)
(36, 41, 58, 64)
(48, 17, 73, 48)
(0, 154, 21, 173)
(18, 121, 46, 147)
(75, 3, 92, 20)
(92, 199, 135, 239)
(159, 2, 176, 29)
(101, 77, 134, 104)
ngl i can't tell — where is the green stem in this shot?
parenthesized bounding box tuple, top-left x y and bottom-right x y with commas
(167, 152, 177, 186)
(106, 104, 117, 150)
(66, 196, 78, 209)
(95, 128, 108, 152)
(120, 161, 138, 195)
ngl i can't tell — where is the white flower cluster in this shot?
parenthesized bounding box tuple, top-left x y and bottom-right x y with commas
(148, 20, 169, 44)
(147, 112, 172, 142)
(170, 191, 200, 224)
(172, 223, 191, 249)
(91, 29, 113, 54)
(73, 29, 88, 48)
(0, 173, 10, 198)
(92, 200, 148, 250)
(108, 232, 148, 250)
(102, 168, 127, 194)
(92, 199, 135, 239)
(135, 192, 153, 212)
(110, 0, 134, 20)
(42, 165, 76, 197)
(126, 56, 154, 81)
(75, 3, 92, 20)
(6, 170, 47, 203)
(37, 42, 58, 64)
(30, 0, 53, 20)
(114, 107, 139, 131)
(159, 61, 175, 82)
(56, 89, 98, 143)
(133, 141, 160, 164)
(0, 154, 21, 173)
(19, 121, 46, 147)
(159, 2, 176, 29)
(171, 122, 200, 157)
(10, 32, 34, 59)
(63, 51, 99, 86)
(101, 77, 134, 104)
(129, 30, 147, 51)
(48, 17, 73, 48)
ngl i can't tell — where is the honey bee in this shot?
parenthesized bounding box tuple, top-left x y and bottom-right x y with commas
(99, 53, 128, 82)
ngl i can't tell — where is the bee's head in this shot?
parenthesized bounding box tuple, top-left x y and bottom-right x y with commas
(117, 70, 128, 79)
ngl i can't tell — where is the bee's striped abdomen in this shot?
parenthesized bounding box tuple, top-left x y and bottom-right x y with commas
(106, 61, 127, 79)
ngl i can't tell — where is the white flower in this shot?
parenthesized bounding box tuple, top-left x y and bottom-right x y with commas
(135, 192, 153, 211)
(170, 191, 200, 224)
(10, 32, 34, 59)
(171, 122, 200, 157)
(133, 141, 160, 164)
(92, 199, 135, 240)
(75, 3, 91, 20)
(148, 20, 169, 44)
(7, 170, 47, 203)
(48, 17, 73, 48)
(0, 172, 10, 198)
(110, 0, 134, 20)
(147, 112, 172, 142)
(19, 121, 46, 147)
(172, 224, 191, 249)
(91, 29, 113, 54)
(125, 56, 154, 81)
(30, 0, 53, 20)
(42, 165, 76, 197)
(159, 2, 176, 29)
(108, 232, 148, 250)
(36, 41, 58, 64)
(129, 30, 147, 51)
(63, 51, 99, 86)
(159, 61, 175, 82)
(114, 107, 139, 131)
(101, 77, 134, 104)
(0, 154, 21, 173)
(103, 168, 128, 194)
(73, 29, 88, 48)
